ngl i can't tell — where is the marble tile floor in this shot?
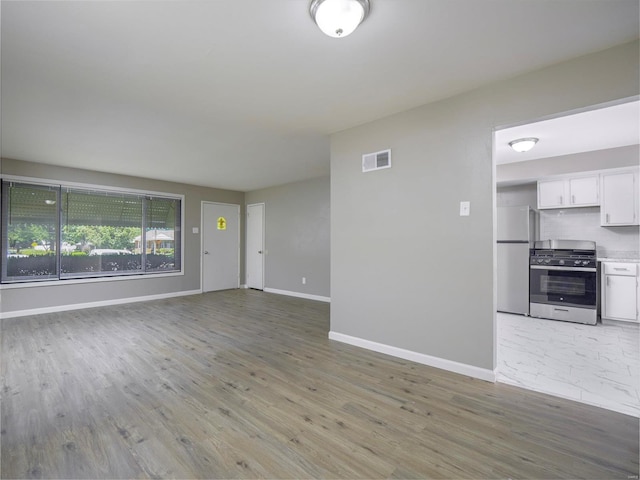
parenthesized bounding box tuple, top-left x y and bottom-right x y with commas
(497, 312, 639, 417)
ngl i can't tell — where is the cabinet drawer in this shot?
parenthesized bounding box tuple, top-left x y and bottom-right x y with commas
(603, 263, 637, 276)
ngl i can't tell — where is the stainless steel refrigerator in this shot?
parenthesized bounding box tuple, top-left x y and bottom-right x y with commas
(497, 206, 537, 315)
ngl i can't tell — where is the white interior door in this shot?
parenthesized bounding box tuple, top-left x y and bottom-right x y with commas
(202, 202, 240, 292)
(246, 203, 264, 290)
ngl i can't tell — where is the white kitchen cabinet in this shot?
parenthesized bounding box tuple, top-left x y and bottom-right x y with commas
(602, 262, 638, 323)
(538, 180, 566, 208)
(537, 175, 599, 209)
(569, 176, 600, 206)
(600, 170, 638, 226)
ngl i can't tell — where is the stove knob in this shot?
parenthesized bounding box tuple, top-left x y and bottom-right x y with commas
(545, 259, 551, 264)
(574, 260, 581, 265)
(582, 260, 590, 266)
(537, 258, 544, 264)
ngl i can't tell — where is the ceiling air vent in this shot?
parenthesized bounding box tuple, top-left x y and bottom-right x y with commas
(362, 149, 391, 173)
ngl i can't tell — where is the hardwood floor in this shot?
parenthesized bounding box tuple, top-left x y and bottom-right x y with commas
(1, 289, 638, 479)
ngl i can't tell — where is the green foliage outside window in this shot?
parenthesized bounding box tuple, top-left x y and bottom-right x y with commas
(7, 223, 54, 252)
(63, 225, 141, 252)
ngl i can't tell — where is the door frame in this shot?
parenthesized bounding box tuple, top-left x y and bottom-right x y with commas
(246, 202, 265, 290)
(200, 201, 241, 292)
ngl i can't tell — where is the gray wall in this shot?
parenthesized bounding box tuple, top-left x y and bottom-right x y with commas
(330, 40, 639, 371)
(245, 176, 330, 298)
(0, 158, 245, 314)
(497, 144, 639, 185)
(497, 184, 537, 208)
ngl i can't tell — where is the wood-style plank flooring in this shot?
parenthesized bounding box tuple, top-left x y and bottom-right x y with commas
(1, 289, 638, 479)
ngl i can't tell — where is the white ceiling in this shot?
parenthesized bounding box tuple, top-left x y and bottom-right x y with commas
(495, 100, 640, 165)
(2, 1, 639, 191)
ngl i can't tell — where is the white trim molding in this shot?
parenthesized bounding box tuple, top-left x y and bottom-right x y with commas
(328, 331, 496, 383)
(264, 287, 330, 303)
(0, 289, 201, 319)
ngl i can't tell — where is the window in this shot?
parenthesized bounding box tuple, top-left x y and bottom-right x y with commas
(61, 189, 143, 277)
(2, 182, 59, 282)
(145, 196, 181, 272)
(1, 180, 182, 283)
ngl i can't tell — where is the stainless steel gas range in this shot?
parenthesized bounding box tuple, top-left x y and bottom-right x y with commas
(529, 240, 598, 325)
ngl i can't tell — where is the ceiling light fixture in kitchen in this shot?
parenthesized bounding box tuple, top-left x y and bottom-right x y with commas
(508, 137, 539, 153)
(310, 0, 370, 38)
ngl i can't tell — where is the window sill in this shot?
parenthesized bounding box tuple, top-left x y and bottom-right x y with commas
(0, 270, 184, 289)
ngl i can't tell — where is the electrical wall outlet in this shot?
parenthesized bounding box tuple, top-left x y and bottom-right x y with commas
(302, 277, 306, 285)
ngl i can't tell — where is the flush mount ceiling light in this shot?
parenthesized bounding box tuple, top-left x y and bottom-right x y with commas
(508, 137, 539, 153)
(310, 0, 370, 38)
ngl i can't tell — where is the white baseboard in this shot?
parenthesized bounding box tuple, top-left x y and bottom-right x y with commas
(0, 289, 202, 319)
(263, 287, 330, 303)
(328, 331, 496, 383)
(240, 284, 248, 289)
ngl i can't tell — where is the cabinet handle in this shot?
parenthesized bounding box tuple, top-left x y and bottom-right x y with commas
(572, 195, 575, 204)
(554, 308, 570, 312)
(606, 213, 610, 223)
(606, 276, 610, 286)
(559, 195, 563, 205)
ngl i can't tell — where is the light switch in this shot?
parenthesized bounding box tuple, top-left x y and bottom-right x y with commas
(459, 201, 470, 216)
(192, 227, 199, 234)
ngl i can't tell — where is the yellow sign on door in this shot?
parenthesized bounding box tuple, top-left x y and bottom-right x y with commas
(217, 217, 227, 230)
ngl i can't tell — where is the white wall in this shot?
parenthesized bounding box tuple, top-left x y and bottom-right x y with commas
(497, 145, 639, 185)
(330, 40, 639, 377)
(540, 207, 639, 258)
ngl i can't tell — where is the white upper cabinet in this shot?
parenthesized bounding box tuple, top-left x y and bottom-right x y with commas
(537, 180, 566, 208)
(569, 176, 600, 206)
(537, 175, 599, 209)
(600, 170, 638, 226)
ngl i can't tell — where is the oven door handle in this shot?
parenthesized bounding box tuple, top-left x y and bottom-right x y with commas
(530, 265, 596, 272)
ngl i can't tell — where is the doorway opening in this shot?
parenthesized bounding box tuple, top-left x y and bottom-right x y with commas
(493, 97, 640, 417)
